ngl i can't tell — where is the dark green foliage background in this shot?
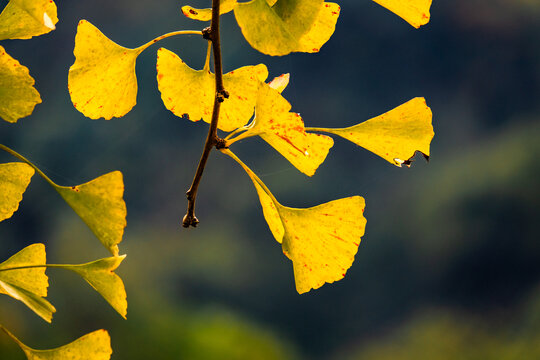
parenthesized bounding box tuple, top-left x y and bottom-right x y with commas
(1, 0, 539, 358)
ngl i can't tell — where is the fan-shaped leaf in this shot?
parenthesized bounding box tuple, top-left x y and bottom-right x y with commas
(222, 149, 366, 293)
(234, 83, 333, 176)
(0, 0, 58, 40)
(373, 0, 432, 28)
(156, 47, 268, 132)
(58, 256, 127, 318)
(54, 171, 126, 256)
(0, 162, 34, 221)
(182, 0, 238, 21)
(312, 97, 434, 167)
(0, 244, 56, 322)
(234, 0, 339, 56)
(296, 2, 341, 53)
(279, 196, 366, 294)
(1, 327, 112, 360)
(0, 47, 41, 123)
(68, 20, 145, 120)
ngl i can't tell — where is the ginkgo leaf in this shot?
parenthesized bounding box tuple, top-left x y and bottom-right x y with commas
(231, 83, 333, 176)
(68, 20, 145, 120)
(1, 326, 112, 360)
(0, 46, 41, 123)
(58, 256, 127, 318)
(156, 47, 268, 132)
(373, 0, 432, 28)
(0, 244, 56, 322)
(181, 0, 238, 21)
(309, 97, 434, 167)
(54, 171, 126, 256)
(0, 162, 34, 221)
(279, 196, 366, 294)
(296, 2, 341, 53)
(0, 0, 58, 40)
(222, 149, 366, 293)
(234, 0, 340, 56)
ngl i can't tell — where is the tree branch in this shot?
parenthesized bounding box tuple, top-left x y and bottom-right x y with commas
(183, 0, 228, 228)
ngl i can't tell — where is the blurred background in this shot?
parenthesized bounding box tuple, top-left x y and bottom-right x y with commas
(1, 0, 540, 359)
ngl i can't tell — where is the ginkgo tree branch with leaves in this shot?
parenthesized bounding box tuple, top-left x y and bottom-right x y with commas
(1, 0, 435, 359)
(66, 0, 435, 294)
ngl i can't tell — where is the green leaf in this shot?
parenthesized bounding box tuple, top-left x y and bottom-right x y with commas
(0, 162, 34, 221)
(54, 171, 127, 256)
(0, 0, 58, 40)
(1, 326, 112, 360)
(372, 0, 432, 28)
(68, 20, 145, 120)
(228, 82, 333, 176)
(234, 0, 340, 56)
(0, 47, 41, 123)
(156, 47, 268, 132)
(181, 0, 238, 21)
(0, 244, 56, 322)
(310, 97, 434, 167)
(57, 256, 127, 318)
(222, 149, 366, 294)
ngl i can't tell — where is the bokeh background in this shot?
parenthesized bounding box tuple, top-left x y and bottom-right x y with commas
(1, 0, 540, 359)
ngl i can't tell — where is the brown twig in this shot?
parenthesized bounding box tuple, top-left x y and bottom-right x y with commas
(183, 0, 228, 228)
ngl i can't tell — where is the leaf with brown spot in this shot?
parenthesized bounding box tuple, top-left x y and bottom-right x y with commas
(222, 149, 366, 294)
(309, 97, 434, 167)
(228, 82, 333, 176)
(372, 0, 432, 28)
(0, 162, 34, 221)
(156, 47, 268, 132)
(0, 47, 41, 123)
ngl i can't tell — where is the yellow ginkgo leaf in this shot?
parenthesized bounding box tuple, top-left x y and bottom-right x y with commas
(1, 326, 112, 360)
(58, 256, 127, 318)
(0, 244, 56, 322)
(68, 20, 145, 120)
(222, 149, 366, 294)
(0, 47, 41, 123)
(181, 0, 238, 21)
(373, 0, 432, 28)
(234, 0, 340, 56)
(0, 0, 58, 40)
(0, 162, 34, 221)
(54, 171, 127, 256)
(156, 47, 268, 132)
(297, 2, 341, 53)
(309, 97, 434, 167)
(279, 196, 366, 294)
(231, 83, 333, 176)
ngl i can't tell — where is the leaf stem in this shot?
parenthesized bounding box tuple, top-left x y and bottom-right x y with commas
(224, 129, 259, 146)
(219, 148, 280, 206)
(203, 41, 212, 72)
(0, 264, 64, 272)
(0, 144, 57, 187)
(138, 30, 203, 51)
(183, 0, 228, 228)
(304, 127, 332, 133)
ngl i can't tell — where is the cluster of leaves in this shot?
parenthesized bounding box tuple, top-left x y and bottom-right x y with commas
(67, 0, 434, 294)
(1, 0, 128, 358)
(1, 0, 434, 358)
